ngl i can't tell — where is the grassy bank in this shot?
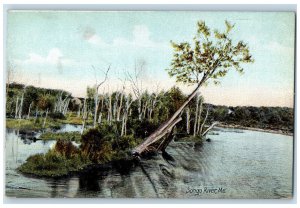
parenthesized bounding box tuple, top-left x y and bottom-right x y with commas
(39, 131, 81, 142)
(60, 112, 93, 125)
(6, 118, 61, 131)
(6, 113, 94, 131)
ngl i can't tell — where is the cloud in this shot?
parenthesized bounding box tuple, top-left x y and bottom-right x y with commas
(113, 25, 165, 48)
(16, 48, 76, 67)
(265, 41, 294, 55)
(82, 26, 109, 47)
(84, 25, 167, 49)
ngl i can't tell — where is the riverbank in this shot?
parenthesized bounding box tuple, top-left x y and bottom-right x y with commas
(216, 123, 293, 136)
(6, 114, 92, 131)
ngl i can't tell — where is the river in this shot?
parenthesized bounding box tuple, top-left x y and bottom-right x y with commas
(5, 126, 293, 199)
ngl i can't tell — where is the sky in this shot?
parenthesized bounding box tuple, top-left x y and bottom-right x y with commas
(6, 11, 295, 107)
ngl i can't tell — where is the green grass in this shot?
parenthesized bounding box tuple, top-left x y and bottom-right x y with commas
(39, 131, 81, 142)
(6, 118, 61, 131)
(6, 114, 93, 131)
(60, 112, 93, 125)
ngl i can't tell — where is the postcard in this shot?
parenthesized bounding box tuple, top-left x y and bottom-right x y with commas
(5, 11, 295, 199)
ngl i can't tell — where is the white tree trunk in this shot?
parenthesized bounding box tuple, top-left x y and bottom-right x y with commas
(15, 97, 19, 119)
(193, 96, 200, 136)
(186, 108, 190, 134)
(43, 109, 49, 128)
(93, 93, 99, 127)
(27, 102, 32, 119)
(117, 92, 123, 121)
(202, 122, 219, 137)
(196, 99, 203, 135)
(138, 98, 142, 120)
(18, 92, 25, 119)
(81, 98, 87, 135)
(98, 97, 104, 124)
(77, 105, 81, 117)
(121, 96, 133, 136)
(199, 107, 209, 135)
(108, 94, 112, 125)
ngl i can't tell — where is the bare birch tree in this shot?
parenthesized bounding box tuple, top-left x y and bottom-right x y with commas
(91, 65, 110, 127)
(126, 60, 146, 121)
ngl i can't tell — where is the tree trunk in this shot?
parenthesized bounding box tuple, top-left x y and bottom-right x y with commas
(132, 81, 203, 156)
(186, 107, 190, 134)
(199, 107, 209, 135)
(77, 105, 81, 117)
(138, 98, 142, 121)
(98, 97, 104, 124)
(134, 117, 182, 155)
(142, 100, 148, 120)
(108, 94, 112, 125)
(19, 92, 25, 119)
(81, 98, 87, 135)
(43, 109, 49, 128)
(196, 99, 203, 135)
(93, 94, 99, 127)
(121, 97, 132, 136)
(15, 97, 19, 119)
(117, 92, 123, 121)
(35, 107, 38, 122)
(27, 102, 32, 119)
(193, 96, 200, 136)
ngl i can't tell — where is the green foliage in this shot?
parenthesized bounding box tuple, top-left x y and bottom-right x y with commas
(6, 83, 71, 116)
(166, 20, 254, 86)
(37, 94, 55, 111)
(127, 119, 160, 138)
(165, 87, 187, 115)
(80, 125, 142, 164)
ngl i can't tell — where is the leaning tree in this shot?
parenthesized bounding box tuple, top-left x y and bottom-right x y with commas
(132, 20, 254, 156)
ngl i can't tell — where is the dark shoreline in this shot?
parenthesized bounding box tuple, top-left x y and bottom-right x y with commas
(216, 123, 293, 136)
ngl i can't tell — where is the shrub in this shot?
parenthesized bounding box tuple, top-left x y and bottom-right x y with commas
(18, 146, 87, 177)
(127, 119, 160, 138)
(81, 128, 115, 163)
(54, 139, 79, 158)
(48, 112, 66, 120)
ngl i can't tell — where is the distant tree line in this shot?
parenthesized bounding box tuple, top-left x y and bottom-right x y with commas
(6, 82, 293, 134)
(208, 104, 293, 133)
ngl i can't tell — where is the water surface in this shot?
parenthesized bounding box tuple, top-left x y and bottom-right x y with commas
(5, 127, 293, 198)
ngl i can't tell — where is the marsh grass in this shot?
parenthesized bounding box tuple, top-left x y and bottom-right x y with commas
(18, 139, 90, 177)
(18, 125, 141, 177)
(6, 118, 61, 131)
